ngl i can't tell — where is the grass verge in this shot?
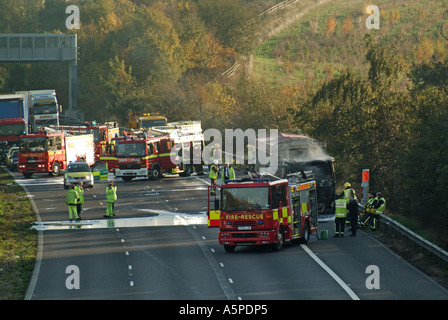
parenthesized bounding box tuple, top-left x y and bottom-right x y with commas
(0, 167, 37, 300)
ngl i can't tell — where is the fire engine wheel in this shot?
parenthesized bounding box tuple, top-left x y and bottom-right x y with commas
(179, 164, 192, 177)
(272, 227, 285, 251)
(150, 165, 161, 180)
(224, 245, 236, 253)
(50, 162, 60, 176)
(300, 221, 310, 244)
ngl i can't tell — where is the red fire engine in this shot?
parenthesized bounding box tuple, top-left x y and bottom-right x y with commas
(208, 172, 318, 252)
(61, 123, 119, 162)
(114, 121, 203, 181)
(18, 131, 94, 178)
(114, 135, 201, 181)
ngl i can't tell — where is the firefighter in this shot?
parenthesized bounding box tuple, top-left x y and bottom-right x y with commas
(348, 190, 359, 236)
(75, 181, 84, 219)
(105, 181, 117, 217)
(221, 163, 235, 183)
(66, 185, 80, 220)
(209, 159, 219, 195)
(334, 194, 348, 237)
(246, 144, 255, 173)
(370, 192, 386, 231)
(360, 192, 375, 228)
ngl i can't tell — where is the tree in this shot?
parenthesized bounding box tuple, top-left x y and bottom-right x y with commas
(128, 5, 185, 86)
(100, 56, 137, 123)
(325, 16, 337, 37)
(302, 36, 412, 204)
(197, 0, 257, 54)
(364, 34, 407, 90)
(341, 16, 353, 35)
(398, 62, 448, 238)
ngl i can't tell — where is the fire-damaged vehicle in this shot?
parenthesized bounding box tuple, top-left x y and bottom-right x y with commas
(277, 157, 336, 218)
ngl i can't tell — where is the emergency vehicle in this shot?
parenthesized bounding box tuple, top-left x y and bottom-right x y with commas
(208, 171, 318, 252)
(128, 111, 167, 129)
(115, 121, 203, 181)
(18, 131, 94, 178)
(60, 123, 119, 162)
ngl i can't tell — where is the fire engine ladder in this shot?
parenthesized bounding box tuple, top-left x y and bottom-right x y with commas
(151, 121, 203, 143)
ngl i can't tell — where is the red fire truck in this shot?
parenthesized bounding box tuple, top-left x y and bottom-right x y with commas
(18, 131, 94, 178)
(208, 172, 318, 252)
(61, 123, 119, 162)
(114, 121, 203, 181)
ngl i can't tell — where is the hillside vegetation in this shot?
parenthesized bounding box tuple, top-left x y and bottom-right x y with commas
(253, 0, 448, 89)
(0, 0, 447, 246)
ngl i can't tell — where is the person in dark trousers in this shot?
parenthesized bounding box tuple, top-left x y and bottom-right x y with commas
(347, 190, 359, 236)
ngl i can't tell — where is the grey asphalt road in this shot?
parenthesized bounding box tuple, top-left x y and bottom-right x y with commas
(11, 170, 448, 300)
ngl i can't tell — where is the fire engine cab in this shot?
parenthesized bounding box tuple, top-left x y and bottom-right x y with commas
(208, 171, 318, 252)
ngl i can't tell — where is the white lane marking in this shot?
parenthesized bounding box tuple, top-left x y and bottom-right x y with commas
(300, 244, 360, 300)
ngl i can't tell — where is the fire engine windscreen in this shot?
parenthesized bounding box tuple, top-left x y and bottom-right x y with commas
(19, 137, 46, 152)
(222, 187, 270, 211)
(116, 142, 146, 157)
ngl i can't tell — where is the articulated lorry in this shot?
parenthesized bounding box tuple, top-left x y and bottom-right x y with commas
(0, 94, 29, 145)
(15, 90, 60, 131)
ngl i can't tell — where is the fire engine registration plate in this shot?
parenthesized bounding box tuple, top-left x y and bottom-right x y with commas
(238, 226, 251, 230)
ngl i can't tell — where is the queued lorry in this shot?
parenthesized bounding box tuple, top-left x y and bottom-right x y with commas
(0, 90, 61, 147)
(15, 90, 61, 130)
(0, 94, 29, 146)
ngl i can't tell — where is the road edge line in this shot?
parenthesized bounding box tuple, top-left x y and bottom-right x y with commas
(21, 179, 43, 300)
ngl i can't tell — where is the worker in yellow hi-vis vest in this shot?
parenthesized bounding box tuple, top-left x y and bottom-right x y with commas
(104, 181, 117, 217)
(66, 185, 80, 220)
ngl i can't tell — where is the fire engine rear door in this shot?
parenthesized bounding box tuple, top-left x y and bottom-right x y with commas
(207, 186, 220, 227)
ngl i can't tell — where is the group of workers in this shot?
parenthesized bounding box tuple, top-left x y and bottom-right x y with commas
(66, 181, 117, 220)
(209, 160, 236, 194)
(334, 182, 386, 237)
(65, 159, 236, 220)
